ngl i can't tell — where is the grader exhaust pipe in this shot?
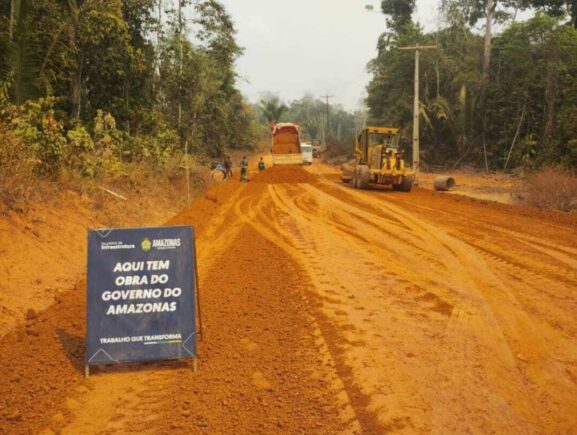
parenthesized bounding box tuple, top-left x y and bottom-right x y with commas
(434, 176, 456, 191)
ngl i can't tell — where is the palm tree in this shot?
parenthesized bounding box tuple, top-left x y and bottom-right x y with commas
(302, 116, 322, 140)
(259, 96, 288, 124)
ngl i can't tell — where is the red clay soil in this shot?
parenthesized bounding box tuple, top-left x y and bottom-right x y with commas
(2, 165, 577, 434)
(160, 176, 359, 433)
(0, 175, 357, 434)
(0, 183, 228, 434)
(324, 171, 577, 228)
(0, 284, 89, 431)
(155, 224, 354, 433)
(249, 165, 318, 184)
(0, 182, 193, 337)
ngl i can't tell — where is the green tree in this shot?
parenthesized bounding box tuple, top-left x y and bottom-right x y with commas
(1, 0, 41, 105)
(259, 96, 288, 124)
(0, 0, 257, 176)
(524, 0, 577, 27)
(488, 14, 577, 167)
(367, 5, 577, 169)
(381, 0, 415, 34)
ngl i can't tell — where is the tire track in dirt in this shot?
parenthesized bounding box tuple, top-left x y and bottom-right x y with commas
(308, 174, 577, 432)
(295, 182, 542, 432)
(366, 183, 577, 338)
(233, 184, 413, 431)
(387, 196, 577, 342)
(231, 168, 575, 432)
(380, 189, 577, 284)
(155, 180, 361, 434)
(233, 181, 458, 431)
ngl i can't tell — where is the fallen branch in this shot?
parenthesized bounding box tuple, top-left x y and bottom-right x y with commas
(98, 186, 127, 201)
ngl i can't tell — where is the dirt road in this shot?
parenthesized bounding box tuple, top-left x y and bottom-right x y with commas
(1, 165, 576, 434)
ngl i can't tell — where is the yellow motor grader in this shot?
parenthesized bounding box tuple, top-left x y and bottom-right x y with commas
(341, 126, 415, 192)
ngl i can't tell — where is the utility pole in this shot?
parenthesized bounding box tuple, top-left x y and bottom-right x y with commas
(152, 0, 162, 99)
(320, 94, 334, 137)
(398, 44, 436, 185)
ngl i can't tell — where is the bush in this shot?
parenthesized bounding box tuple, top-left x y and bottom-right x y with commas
(66, 125, 96, 176)
(525, 168, 577, 212)
(10, 98, 69, 177)
(129, 130, 178, 165)
(0, 95, 212, 209)
(322, 137, 354, 163)
(0, 127, 37, 208)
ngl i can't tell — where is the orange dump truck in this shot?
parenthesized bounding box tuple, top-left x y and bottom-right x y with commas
(271, 123, 303, 165)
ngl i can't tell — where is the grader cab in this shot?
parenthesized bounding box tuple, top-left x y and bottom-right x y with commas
(341, 127, 415, 192)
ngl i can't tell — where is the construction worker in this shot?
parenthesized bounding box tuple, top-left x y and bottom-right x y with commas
(258, 157, 266, 172)
(224, 156, 233, 179)
(240, 156, 248, 182)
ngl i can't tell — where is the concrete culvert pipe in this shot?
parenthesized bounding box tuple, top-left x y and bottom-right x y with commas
(434, 176, 456, 191)
(211, 169, 227, 182)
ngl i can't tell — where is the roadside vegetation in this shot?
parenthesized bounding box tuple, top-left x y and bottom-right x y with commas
(525, 168, 577, 212)
(365, 0, 577, 211)
(1, 0, 576, 213)
(368, 0, 577, 172)
(0, 0, 259, 211)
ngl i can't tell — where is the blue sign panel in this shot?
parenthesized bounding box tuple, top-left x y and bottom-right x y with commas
(86, 226, 196, 365)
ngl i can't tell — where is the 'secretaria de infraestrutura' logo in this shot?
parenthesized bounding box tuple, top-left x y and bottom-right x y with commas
(140, 238, 152, 252)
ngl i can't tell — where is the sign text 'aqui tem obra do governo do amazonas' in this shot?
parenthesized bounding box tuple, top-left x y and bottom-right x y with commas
(86, 226, 197, 372)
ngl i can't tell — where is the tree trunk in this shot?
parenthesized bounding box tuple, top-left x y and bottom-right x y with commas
(479, 0, 497, 148)
(483, 0, 496, 80)
(124, 75, 130, 133)
(152, 0, 162, 102)
(542, 40, 558, 144)
(72, 63, 82, 119)
(68, 21, 81, 119)
(570, 0, 577, 28)
(177, 0, 183, 141)
(9, 0, 15, 41)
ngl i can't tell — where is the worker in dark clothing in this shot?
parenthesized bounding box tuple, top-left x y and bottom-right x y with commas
(224, 156, 233, 179)
(258, 157, 266, 172)
(240, 156, 248, 182)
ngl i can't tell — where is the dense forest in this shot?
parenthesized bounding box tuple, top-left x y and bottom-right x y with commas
(0, 0, 258, 195)
(367, 0, 577, 169)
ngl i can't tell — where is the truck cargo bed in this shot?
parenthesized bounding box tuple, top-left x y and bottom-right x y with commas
(272, 153, 303, 166)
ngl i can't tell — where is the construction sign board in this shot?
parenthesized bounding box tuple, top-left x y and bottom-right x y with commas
(86, 226, 197, 367)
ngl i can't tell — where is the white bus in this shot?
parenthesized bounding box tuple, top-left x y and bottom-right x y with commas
(301, 143, 313, 165)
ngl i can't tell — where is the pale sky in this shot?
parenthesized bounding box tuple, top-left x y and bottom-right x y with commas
(217, 0, 441, 110)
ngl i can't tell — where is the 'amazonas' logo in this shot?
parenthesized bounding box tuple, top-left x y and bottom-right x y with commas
(140, 238, 152, 252)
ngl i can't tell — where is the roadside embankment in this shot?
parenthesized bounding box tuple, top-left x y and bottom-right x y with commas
(0, 170, 205, 337)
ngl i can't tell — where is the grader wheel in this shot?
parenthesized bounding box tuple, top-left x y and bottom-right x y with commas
(393, 176, 414, 192)
(357, 165, 370, 189)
